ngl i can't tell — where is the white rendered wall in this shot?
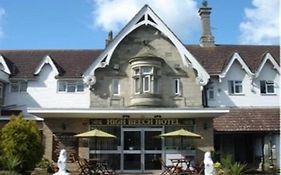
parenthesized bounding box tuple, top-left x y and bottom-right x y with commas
(208, 60, 280, 107)
(4, 64, 90, 114)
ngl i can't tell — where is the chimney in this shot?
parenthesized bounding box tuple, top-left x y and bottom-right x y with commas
(199, 0, 215, 47)
(105, 30, 113, 47)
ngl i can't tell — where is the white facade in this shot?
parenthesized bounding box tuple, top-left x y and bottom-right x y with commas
(4, 64, 90, 114)
(208, 60, 280, 107)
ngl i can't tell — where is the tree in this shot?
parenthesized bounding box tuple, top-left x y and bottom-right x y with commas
(0, 114, 44, 173)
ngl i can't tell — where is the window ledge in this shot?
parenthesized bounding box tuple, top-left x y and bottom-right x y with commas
(228, 93, 245, 96)
(261, 93, 277, 96)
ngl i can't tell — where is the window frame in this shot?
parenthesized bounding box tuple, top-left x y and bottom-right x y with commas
(57, 80, 85, 93)
(132, 66, 159, 95)
(173, 78, 181, 96)
(228, 80, 243, 95)
(10, 80, 28, 93)
(112, 79, 120, 96)
(260, 80, 275, 94)
(207, 82, 215, 100)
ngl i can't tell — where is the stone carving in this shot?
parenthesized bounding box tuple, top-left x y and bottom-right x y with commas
(54, 149, 70, 175)
(204, 151, 214, 175)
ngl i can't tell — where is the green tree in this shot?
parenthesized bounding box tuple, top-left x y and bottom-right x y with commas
(0, 114, 44, 173)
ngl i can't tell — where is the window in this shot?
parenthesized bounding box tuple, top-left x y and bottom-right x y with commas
(132, 66, 159, 94)
(208, 82, 214, 100)
(10, 81, 28, 93)
(0, 84, 3, 98)
(228, 80, 243, 94)
(58, 80, 84, 93)
(174, 79, 181, 95)
(260, 80, 275, 94)
(112, 79, 120, 96)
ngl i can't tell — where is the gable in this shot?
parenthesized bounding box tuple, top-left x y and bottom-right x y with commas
(83, 4, 209, 86)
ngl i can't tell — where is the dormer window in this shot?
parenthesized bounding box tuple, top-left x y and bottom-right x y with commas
(173, 78, 181, 95)
(133, 66, 159, 94)
(260, 80, 275, 94)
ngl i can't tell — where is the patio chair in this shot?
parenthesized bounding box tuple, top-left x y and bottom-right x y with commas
(159, 158, 176, 175)
(74, 157, 93, 175)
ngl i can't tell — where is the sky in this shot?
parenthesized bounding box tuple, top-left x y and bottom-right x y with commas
(0, 0, 279, 50)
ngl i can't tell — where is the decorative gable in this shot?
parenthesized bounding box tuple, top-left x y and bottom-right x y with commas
(219, 52, 254, 80)
(83, 4, 209, 86)
(34, 55, 59, 76)
(255, 53, 280, 78)
(0, 55, 11, 75)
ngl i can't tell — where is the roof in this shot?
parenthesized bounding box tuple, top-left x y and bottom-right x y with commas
(214, 108, 280, 132)
(0, 44, 279, 79)
(0, 49, 102, 79)
(186, 45, 280, 75)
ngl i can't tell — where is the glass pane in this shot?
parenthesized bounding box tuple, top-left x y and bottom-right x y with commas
(145, 154, 161, 170)
(112, 79, 119, 95)
(58, 81, 66, 92)
(76, 81, 84, 92)
(209, 90, 214, 99)
(142, 66, 152, 74)
(67, 83, 76, 92)
(267, 83, 274, 93)
(134, 68, 140, 75)
(135, 78, 140, 93)
(145, 131, 161, 150)
(124, 154, 141, 170)
(11, 83, 19, 92)
(260, 81, 266, 93)
(235, 85, 242, 93)
(20, 81, 27, 92)
(89, 126, 120, 150)
(153, 78, 158, 93)
(124, 131, 141, 150)
(143, 76, 150, 92)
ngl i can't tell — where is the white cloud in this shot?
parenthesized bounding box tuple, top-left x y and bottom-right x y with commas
(0, 7, 5, 39)
(239, 0, 280, 45)
(91, 0, 200, 40)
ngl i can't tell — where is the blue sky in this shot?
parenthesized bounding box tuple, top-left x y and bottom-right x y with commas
(0, 0, 279, 50)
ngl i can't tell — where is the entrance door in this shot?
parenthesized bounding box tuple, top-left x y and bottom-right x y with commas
(121, 128, 162, 173)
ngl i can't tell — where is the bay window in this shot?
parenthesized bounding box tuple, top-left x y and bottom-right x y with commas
(133, 66, 159, 94)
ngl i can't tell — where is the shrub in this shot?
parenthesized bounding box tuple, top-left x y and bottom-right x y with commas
(0, 114, 44, 173)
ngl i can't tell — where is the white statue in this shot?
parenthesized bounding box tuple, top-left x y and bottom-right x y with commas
(204, 151, 214, 175)
(54, 149, 70, 175)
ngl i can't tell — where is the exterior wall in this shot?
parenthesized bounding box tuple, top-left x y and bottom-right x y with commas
(4, 64, 90, 114)
(194, 118, 214, 162)
(208, 60, 280, 107)
(43, 118, 89, 172)
(91, 25, 202, 108)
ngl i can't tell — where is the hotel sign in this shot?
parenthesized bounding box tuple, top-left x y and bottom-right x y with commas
(90, 118, 194, 126)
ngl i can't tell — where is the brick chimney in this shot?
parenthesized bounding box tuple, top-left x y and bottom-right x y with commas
(199, 0, 215, 47)
(105, 30, 113, 47)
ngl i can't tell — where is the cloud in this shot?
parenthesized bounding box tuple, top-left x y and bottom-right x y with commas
(0, 7, 5, 39)
(91, 0, 200, 41)
(239, 0, 280, 45)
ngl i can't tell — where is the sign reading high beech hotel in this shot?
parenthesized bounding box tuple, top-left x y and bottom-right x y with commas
(90, 118, 194, 126)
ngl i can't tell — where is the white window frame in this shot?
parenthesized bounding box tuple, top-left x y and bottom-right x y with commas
(228, 80, 243, 94)
(174, 78, 181, 95)
(260, 80, 275, 94)
(143, 75, 151, 93)
(132, 66, 159, 95)
(112, 79, 120, 96)
(10, 81, 28, 93)
(57, 80, 84, 93)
